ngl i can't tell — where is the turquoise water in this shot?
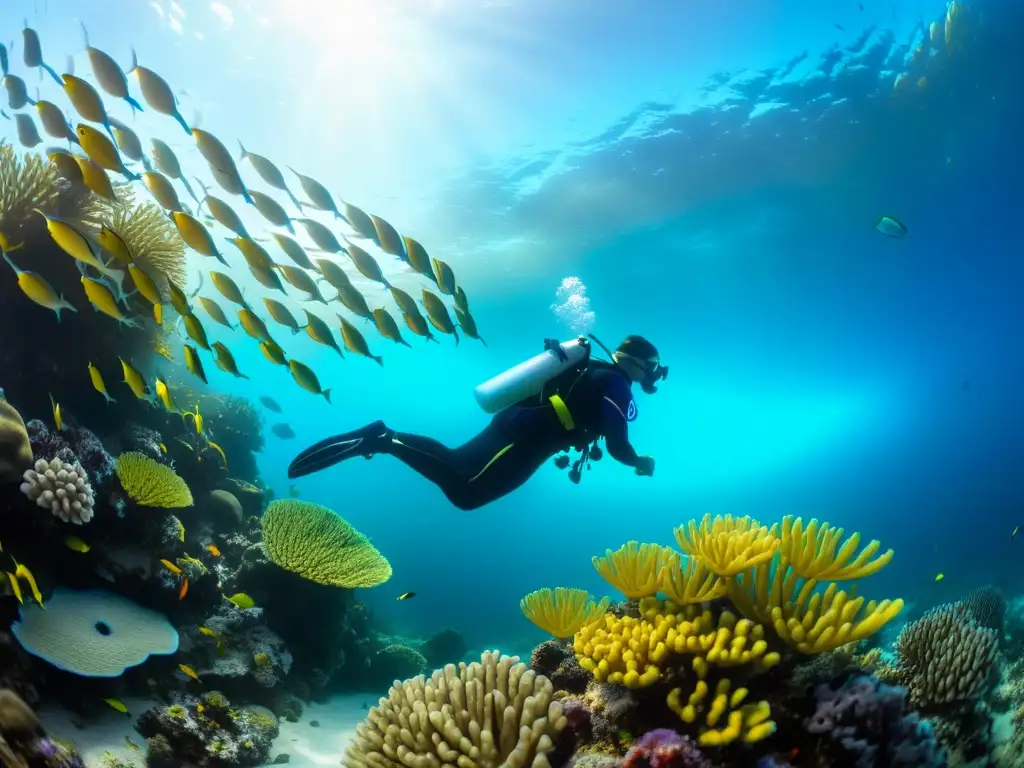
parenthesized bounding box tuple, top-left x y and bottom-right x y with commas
(2, 0, 1020, 658)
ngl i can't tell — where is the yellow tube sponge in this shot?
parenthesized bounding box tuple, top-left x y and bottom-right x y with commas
(115, 452, 193, 508)
(674, 515, 778, 577)
(658, 552, 728, 605)
(728, 559, 904, 653)
(520, 588, 610, 639)
(592, 541, 671, 598)
(666, 658, 776, 747)
(774, 516, 894, 581)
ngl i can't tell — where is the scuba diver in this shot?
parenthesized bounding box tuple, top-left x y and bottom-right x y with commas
(287, 334, 667, 510)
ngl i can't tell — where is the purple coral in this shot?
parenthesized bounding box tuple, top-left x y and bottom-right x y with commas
(807, 676, 946, 767)
(623, 729, 715, 768)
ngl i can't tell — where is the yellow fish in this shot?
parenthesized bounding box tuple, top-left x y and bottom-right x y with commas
(402, 236, 436, 281)
(370, 214, 404, 257)
(196, 181, 249, 237)
(102, 698, 130, 715)
(264, 298, 302, 334)
(230, 237, 275, 272)
(109, 119, 144, 161)
(1, 253, 77, 319)
(206, 442, 228, 468)
(454, 286, 470, 315)
(167, 281, 191, 315)
(62, 73, 112, 126)
(402, 309, 438, 343)
(247, 262, 287, 294)
(5, 572, 24, 604)
(189, 403, 204, 435)
(373, 308, 411, 347)
(389, 285, 420, 317)
(76, 123, 137, 180)
(119, 358, 150, 400)
(271, 233, 315, 269)
(421, 289, 459, 343)
(81, 276, 138, 327)
(14, 563, 44, 608)
(88, 362, 116, 404)
(74, 155, 116, 200)
(172, 212, 229, 266)
(279, 263, 329, 302)
(297, 217, 343, 253)
(64, 536, 91, 553)
(454, 306, 486, 347)
(338, 316, 383, 366)
(48, 149, 84, 185)
(346, 243, 390, 287)
(250, 190, 293, 232)
(0, 232, 24, 254)
(142, 171, 184, 212)
(182, 313, 211, 350)
(192, 129, 251, 202)
(288, 167, 341, 217)
(238, 309, 274, 344)
(125, 736, 141, 751)
(207, 544, 222, 557)
(225, 592, 255, 609)
(183, 345, 208, 384)
(97, 226, 134, 266)
(212, 342, 247, 379)
(431, 258, 457, 296)
(240, 143, 302, 209)
(128, 264, 162, 305)
(396, 592, 416, 601)
(210, 271, 247, 307)
(34, 100, 74, 141)
(1012, 526, 1019, 539)
(154, 376, 177, 413)
(304, 310, 343, 356)
(198, 626, 218, 638)
(50, 393, 63, 431)
(337, 285, 374, 321)
(159, 442, 167, 454)
(344, 202, 378, 241)
(259, 340, 288, 367)
(176, 518, 186, 543)
(160, 558, 182, 575)
(128, 52, 191, 134)
(288, 360, 331, 403)
(35, 210, 106, 269)
(198, 297, 235, 329)
(935, 573, 944, 582)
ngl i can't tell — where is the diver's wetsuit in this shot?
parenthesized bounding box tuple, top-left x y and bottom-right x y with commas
(287, 361, 643, 510)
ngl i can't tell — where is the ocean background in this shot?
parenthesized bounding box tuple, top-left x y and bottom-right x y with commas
(3, 0, 1021, 664)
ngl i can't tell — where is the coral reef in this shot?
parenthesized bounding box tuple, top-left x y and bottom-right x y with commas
(115, 452, 193, 508)
(522, 588, 611, 639)
(0, 397, 32, 484)
(20, 457, 96, 524)
(806, 676, 945, 766)
(345, 651, 566, 768)
(137, 691, 279, 767)
(188, 601, 293, 693)
(368, 644, 427, 685)
(0, 688, 85, 768)
(622, 729, 715, 768)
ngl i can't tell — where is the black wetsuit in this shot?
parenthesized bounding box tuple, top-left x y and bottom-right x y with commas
(288, 360, 644, 510)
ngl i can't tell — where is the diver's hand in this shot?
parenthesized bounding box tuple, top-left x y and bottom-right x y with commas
(634, 456, 655, 477)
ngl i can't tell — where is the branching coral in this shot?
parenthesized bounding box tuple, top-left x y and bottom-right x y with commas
(658, 552, 727, 605)
(894, 603, 999, 709)
(103, 187, 186, 289)
(674, 515, 778, 577)
(115, 451, 193, 508)
(20, 457, 95, 524)
(261, 499, 392, 588)
(592, 542, 671, 599)
(667, 657, 776, 747)
(727, 557, 903, 653)
(521, 588, 610, 639)
(773, 516, 893, 580)
(345, 651, 566, 768)
(573, 598, 780, 689)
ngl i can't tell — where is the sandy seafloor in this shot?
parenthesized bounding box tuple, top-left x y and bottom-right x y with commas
(38, 693, 372, 767)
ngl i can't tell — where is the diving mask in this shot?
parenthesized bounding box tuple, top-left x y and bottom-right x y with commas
(617, 351, 668, 393)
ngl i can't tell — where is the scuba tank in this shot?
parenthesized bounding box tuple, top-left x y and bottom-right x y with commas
(474, 337, 591, 414)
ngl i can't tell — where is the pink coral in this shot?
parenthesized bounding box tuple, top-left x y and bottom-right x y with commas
(623, 729, 715, 768)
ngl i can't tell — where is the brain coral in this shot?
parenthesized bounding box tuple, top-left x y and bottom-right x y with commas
(11, 588, 179, 676)
(115, 451, 193, 508)
(261, 499, 392, 588)
(20, 457, 96, 524)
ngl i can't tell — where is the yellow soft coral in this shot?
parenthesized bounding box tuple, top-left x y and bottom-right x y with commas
(115, 452, 193, 508)
(728, 558, 904, 653)
(774, 516, 893, 581)
(521, 587, 610, 639)
(658, 552, 727, 605)
(674, 514, 778, 576)
(573, 599, 779, 688)
(261, 499, 391, 588)
(667, 658, 776, 747)
(592, 541, 670, 598)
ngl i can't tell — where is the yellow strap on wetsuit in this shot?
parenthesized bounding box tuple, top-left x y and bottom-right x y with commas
(549, 394, 575, 430)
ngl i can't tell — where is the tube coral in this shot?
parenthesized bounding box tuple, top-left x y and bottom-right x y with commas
(658, 552, 727, 605)
(592, 541, 671, 598)
(521, 587, 610, 639)
(773, 516, 893, 581)
(674, 515, 778, 577)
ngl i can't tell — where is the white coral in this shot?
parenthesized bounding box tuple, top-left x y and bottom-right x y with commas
(20, 457, 95, 524)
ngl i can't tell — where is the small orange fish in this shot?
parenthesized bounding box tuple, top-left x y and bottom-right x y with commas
(160, 558, 182, 575)
(178, 663, 200, 681)
(179, 577, 189, 600)
(207, 544, 221, 557)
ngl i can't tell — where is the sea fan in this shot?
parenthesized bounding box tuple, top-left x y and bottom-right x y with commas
(105, 187, 187, 289)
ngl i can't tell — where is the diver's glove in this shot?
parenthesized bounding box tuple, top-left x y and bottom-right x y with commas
(634, 455, 655, 477)
(543, 338, 568, 362)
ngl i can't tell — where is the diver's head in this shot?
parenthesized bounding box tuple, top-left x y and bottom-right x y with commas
(612, 335, 668, 394)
